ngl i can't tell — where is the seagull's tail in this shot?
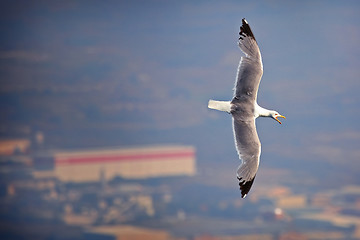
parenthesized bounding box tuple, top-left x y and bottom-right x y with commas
(208, 100, 231, 113)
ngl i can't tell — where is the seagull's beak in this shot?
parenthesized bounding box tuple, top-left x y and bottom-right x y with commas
(275, 115, 286, 124)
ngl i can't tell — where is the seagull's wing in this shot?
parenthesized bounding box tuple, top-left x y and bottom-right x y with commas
(233, 18, 263, 101)
(233, 118, 261, 198)
(231, 19, 263, 198)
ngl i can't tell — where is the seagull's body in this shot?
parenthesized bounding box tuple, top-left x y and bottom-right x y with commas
(208, 19, 285, 198)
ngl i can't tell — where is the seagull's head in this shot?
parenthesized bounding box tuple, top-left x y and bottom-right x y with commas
(271, 111, 286, 124)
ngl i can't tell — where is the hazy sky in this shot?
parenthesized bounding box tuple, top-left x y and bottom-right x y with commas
(1, 1, 360, 186)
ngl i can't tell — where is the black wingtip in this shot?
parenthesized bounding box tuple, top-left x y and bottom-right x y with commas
(239, 18, 256, 42)
(237, 175, 256, 198)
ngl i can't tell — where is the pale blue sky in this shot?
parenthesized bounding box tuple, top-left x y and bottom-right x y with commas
(1, 0, 360, 186)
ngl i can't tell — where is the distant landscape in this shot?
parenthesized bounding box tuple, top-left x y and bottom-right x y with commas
(1, 1, 360, 239)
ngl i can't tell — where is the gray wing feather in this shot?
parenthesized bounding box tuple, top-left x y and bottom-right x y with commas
(233, 19, 263, 101)
(233, 118, 260, 180)
(233, 118, 261, 198)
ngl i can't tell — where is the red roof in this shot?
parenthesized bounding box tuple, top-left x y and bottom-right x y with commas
(55, 149, 195, 165)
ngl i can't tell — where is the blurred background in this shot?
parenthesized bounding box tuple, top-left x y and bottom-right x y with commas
(1, 0, 360, 239)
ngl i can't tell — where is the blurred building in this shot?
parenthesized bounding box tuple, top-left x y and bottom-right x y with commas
(0, 139, 30, 155)
(276, 195, 307, 209)
(85, 225, 181, 240)
(303, 231, 345, 240)
(195, 234, 273, 240)
(33, 145, 196, 182)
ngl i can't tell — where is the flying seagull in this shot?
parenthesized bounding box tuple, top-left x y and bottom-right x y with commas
(208, 19, 285, 198)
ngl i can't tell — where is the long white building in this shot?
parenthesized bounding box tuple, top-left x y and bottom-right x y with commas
(33, 145, 196, 182)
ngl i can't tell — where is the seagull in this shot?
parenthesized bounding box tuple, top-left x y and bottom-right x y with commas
(208, 18, 285, 198)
